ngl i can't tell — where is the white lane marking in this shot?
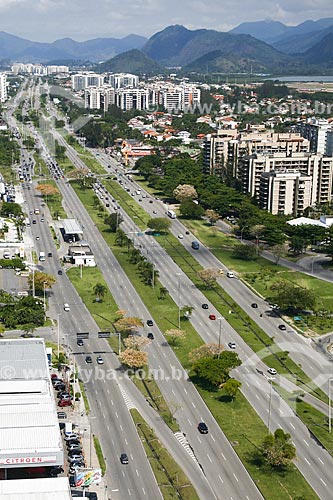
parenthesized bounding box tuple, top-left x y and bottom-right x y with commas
(115, 411, 119, 419)
(320, 478, 327, 487)
(290, 423, 295, 430)
(318, 457, 324, 465)
(221, 452, 226, 461)
(304, 457, 311, 465)
(233, 473, 239, 482)
(207, 454, 212, 463)
(187, 418, 192, 426)
(218, 474, 223, 484)
(303, 439, 309, 447)
(192, 402, 196, 409)
(211, 435, 215, 442)
(136, 469, 139, 477)
(120, 424, 123, 432)
(184, 388, 188, 394)
(142, 488, 146, 496)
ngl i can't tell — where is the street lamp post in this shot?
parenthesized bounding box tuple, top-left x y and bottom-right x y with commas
(43, 281, 47, 311)
(267, 380, 273, 434)
(177, 273, 182, 329)
(218, 317, 224, 358)
(57, 314, 61, 359)
(329, 377, 333, 433)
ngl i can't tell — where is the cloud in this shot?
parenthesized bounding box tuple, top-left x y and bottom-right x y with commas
(0, 0, 332, 41)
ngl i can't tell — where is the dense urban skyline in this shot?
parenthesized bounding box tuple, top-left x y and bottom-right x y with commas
(0, 0, 332, 42)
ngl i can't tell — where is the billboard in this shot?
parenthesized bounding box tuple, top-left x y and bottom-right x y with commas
(74, 468, 102, 487)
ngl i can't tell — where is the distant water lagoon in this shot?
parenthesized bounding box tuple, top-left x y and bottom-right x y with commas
(270, 76, 333, 82)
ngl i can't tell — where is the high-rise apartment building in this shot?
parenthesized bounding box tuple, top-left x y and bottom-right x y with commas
(238, 152, 333, 214)
(84, 86, 115, 111)
(0, 73, 7, 102)
(297, 118, 333, 155)
(259, 171, 312, 215)
(109, 73, 139, 88)
(71, 73, 105, 91)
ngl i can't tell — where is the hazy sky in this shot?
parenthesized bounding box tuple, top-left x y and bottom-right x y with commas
(0, 0, 332, 41)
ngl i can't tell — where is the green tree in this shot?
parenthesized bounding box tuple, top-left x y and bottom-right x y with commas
(223, 378, 242, 401)
(232, 244, 258, 261)
(179, 199, 204, 219)
(192, 352, 241, 387)
(270, 280, 316, 311)
(261, 429, 296, 468)
(159, 287, 169, 300)
(93, 283, 108, 302)
(104, 212, 123, 232)
(147, 217, 171, 233)
(180, 305, 194, 320)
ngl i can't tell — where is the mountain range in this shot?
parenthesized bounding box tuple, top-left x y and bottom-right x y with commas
(1, 18, 333, 74)
(0, 31, 147, 63)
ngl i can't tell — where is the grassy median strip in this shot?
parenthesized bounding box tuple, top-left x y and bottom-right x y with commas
(72, 181, 319, 500)
(158, 233, 329, 404)
(131, 409, 199, 500)
(67, 265, 179, 432)
(103, 177, 151, 231)
(274, 384, 333, 456)
(93, 435, 106, 476)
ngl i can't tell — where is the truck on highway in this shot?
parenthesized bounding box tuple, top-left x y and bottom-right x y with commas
(39, 251, 45, 261)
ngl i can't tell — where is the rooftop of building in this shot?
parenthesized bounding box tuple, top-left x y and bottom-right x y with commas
(0, 339, 63, 465)
(0, 477, 71, 499)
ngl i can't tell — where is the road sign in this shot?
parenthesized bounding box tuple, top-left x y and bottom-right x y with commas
(77, 332, 89, 339)
(98, 331, 111, 339)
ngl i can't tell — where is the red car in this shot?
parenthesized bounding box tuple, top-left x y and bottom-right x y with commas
(58, 399, 72, 407)
(209, 314, 216, 320)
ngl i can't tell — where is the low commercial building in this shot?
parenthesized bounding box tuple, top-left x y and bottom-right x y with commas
(61, 218, 83, 242)
(68, 242, 96, 267)
(0, 477, 71, 500)
(0, 338, 63, 480)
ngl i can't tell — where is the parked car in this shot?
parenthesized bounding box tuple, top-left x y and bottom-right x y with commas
(64, 433, 80, 441)
(66, 439, 81, 447)
(68, 455, 84, 463)
(55, 383, 66, 392)
(58, 399, 72, 407)
(120, 453, 129, 464)
(49, 466, 63, 477)
(198, 422, 208, 434)
(57, 411, 67, 419)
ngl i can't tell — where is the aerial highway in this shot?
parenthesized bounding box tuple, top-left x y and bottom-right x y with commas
(85, 149, 333, 499)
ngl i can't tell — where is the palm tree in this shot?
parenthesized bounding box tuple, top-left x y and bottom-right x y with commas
(93, 283, 108, 302)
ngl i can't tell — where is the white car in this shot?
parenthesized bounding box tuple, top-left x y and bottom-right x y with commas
(267, 368, 277, 375)
(228, 342, 236, 349)
(178, 234, 184, 239)
(96, 356, 104, 365)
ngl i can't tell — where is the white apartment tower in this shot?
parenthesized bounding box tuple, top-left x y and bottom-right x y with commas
(0, 73, 7, 102)
(85, 86, 115, 112)
(71, 73, 105, 91)
(109, 73, 139, 88)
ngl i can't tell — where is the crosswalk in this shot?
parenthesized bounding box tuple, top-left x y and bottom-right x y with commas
(118, 385, 136, 410)
(174, 432, 199, 464)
